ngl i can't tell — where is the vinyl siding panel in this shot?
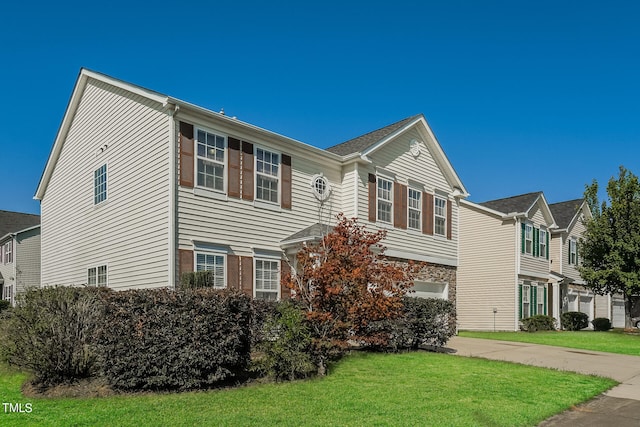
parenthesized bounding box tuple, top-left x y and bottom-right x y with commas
(360, 129, 458, 262)
(176, 116, 343, 277)
(458, 203, 517, 331)
(41, 78, 171, 289)
(563, 210, 587, 281)
(15, 228, 41, 293)
(340, 163, 358, 218)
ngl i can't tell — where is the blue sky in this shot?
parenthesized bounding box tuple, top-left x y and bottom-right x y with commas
(2, 1, 639, 215)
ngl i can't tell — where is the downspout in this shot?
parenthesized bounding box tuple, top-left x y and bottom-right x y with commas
(514, 218, 520, 331)
(168, 103, 179, 289)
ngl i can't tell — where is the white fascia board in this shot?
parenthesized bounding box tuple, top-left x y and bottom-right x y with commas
(362, 115, 468, 197)
(460, 199, 519, 220)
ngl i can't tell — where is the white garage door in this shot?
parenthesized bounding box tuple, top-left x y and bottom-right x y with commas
(612, 296, 625, 328)
(411, 282, 448, 299)
(579, 294, 593, 323)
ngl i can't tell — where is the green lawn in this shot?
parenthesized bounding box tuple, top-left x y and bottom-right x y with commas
(459, 330, 640, 356)
(0, 352, 615, 427)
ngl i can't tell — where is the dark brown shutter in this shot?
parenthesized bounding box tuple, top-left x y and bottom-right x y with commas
(241, 142, 254, 201)
(547, 283, 553, 315)
(227, 255, 240, 290)
(241, 256, 253, 296)
(423, 192, 434, 235)
(228, 137, 241, 198)
(368, 173, 377, 222)
(178, 249, 194, 280)
(280, 261, 291, 299)
(394, 183, 407, 229)
(281, 154, 292, 209)
(447, 199, 453, 240)
(179, 122, 194, 188)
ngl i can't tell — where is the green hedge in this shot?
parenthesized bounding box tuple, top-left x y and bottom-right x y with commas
(96, 288, 253, 391)
(520, 315, 556, 332)
(561, 311, 589, 331)
(591, 317, 612, 331)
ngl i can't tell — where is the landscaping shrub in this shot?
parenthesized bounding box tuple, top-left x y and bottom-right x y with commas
(250, 298, 280, 347)
(367, 297, 456, 351)
(0, 286, 103, 386)
(561, 311, 589, 331)
(0, 300, 10, 313)
(96, 288, 252, 391)
(520, 315, 556, 332)
(252, 301, 315, 381)
(592, 317, 612, 331)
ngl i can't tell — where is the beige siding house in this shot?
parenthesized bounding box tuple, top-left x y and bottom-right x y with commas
(548, 200, 623, 327)
(35, 69, 468, 300)
(0, 210, 41, 304)
(458, 192, 557, 331)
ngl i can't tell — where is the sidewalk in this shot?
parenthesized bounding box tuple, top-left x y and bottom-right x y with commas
(447, 336, 640, 426)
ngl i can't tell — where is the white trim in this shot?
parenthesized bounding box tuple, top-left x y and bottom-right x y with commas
(433, 195, 447, 237)
(376, 175, 393, 224)
(384, 248, 457, 267)
(251, 248, 283, 260)
(194, 187, 229, 201)
(353, 162, 359, 218)
(192, 241, 231, 254)
(254, 145, 281, 205)
(87, 263, 109, 287)
(254, 257, 281, 301)
(193, 251, 227, 288)
(407, 186, 422, 232)
(194, 125, 228, 194)
(169, 106, 178, 289)
(93, 162, 108, 206)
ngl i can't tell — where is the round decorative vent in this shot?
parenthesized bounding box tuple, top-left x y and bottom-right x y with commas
(311, 174, 331, 202)
(409, 139, 421, 157)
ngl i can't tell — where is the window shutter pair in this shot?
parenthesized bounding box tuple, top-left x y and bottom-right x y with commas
(228, 255, 254, 296)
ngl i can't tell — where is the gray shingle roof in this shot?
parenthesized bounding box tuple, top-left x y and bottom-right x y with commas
(0, 210, 40, 238)
(549, 199, 584, 229)
(326, 115, 422, 155)
(281, 223, 333, 244)
(479, 192, 543, 214)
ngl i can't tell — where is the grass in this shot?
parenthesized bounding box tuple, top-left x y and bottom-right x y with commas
(0, 352, 615, 427)
(459, 329, 640, 356)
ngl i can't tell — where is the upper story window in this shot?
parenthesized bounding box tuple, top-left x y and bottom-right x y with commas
(88, 265, 108, 286)
(434, 196, 447, 236)
(2, 241, 12, 264)
(196, 128, 226, 192)
(377, 177, 393, 223)
(255, 259, 279, 301)
(569, 238, 578, 265)
(256, 148, 279, 203)
(408, 188, 421, 230)
(195, 252, 226, 288)
(524, 224, 533, 255)
(94, 164, 107, 205)
(539, 229, 547, 259)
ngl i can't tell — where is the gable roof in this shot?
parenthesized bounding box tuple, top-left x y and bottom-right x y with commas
(0, 210, 40, 238)
(549, 199, 586, 230)
(326, 115, 422, 155)
(280, 223, 334, 247)
(479, 192, 543, 215)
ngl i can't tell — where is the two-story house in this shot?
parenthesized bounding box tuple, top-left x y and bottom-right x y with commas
(457, 192, 557, 331)
(35, 69, 468, 301)
(0, 210, 41, 304)
(549, 199, 625, 327)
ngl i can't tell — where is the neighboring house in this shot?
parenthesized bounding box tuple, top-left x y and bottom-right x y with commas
(35, 68, 468, 302)
(549, 199, 625, 328)
(457, 192, 557, 331)
(0, 210, 41, 304)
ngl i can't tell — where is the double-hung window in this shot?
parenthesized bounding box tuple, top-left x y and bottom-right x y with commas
(377, 177, 393, 223)
(569, 239, 578, 265)
(539, 229, 547, 258)
(255, 259, 279, 300)
(256, 148, 279, 203)
(537, 284, 545, 315)
(524, 224, 533, 255)
(88, 265, 108, 286)
(408, 188, 421, 231)
(94, 164, 107, 205)
(196, 128, 226, 192)
(195, 252, 226, 288)
(522, 284, 530, 318)
(2, 242, 12, 264)
(434, 196, 447, 236)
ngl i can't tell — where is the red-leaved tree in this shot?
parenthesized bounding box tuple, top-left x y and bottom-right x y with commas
(283, 213, 420, 375)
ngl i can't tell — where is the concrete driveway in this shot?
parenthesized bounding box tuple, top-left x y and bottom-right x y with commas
(447, 336, 640, 426)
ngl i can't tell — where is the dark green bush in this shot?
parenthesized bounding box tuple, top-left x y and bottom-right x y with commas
(561, 311, 589, 331)
(250, 298, 280, 347)
(0, 286, 103, 386)
(180, 271, 220, 289)
(591, 317, 612, 331)
(252, 301, 315, 381)
(96, 288, 252, 391)
(0, 300, 10, 313)
(520, 315, 556, 332)
(367, 297, 456, 351)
